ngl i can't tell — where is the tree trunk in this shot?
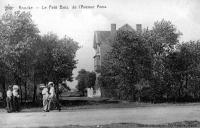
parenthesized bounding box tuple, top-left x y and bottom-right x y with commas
(138, 96, 141, 102)
(178, 83, 182, 98)
(1, 75, 6, 106)
(138, 89, 141, 102)
(32, 75, 37, 104)
(54, 80, 59, 100)
(19, 84, 23, 103)
(24, 81, 27, 107)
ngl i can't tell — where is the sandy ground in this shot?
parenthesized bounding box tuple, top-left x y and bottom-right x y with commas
(1, 104, 200, 127)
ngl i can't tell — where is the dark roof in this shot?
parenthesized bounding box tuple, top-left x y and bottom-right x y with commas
(93, 31, 111, 49)
(93, 24, 134, 49)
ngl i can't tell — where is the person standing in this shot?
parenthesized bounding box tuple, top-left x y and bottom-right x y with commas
(54, 83, 62, 111)
(42, 85, 49, 112)
(6, 85, 13, 113)
(12, 85, 20, 112)
(47, 82, 55, 111)
(48, 82, 62, 111)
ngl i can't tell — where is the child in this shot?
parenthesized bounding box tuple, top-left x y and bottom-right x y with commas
(6, 85, 13, 113)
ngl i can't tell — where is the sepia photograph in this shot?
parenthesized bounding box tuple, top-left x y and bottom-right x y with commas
(0, 0, 200, 127)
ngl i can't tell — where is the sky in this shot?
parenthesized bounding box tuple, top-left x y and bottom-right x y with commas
(0, 0, 200, 89)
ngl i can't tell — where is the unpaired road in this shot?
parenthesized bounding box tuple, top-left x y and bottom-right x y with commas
(1, 104, 200, 127)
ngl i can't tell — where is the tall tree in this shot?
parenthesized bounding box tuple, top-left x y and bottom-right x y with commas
(32, 33, 79, 101)
(0, 7, 39, 102)
(33, 33, 79, 84)
(142, 19, 182, 102)
(102, 30, 152, 100)
(0, 6, 80, 104)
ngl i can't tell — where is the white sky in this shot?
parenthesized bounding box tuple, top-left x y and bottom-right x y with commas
(0, 0, 200, 88)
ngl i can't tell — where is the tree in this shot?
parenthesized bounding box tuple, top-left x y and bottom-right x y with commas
(0, 7, 39, 103)
(76, 69, 96, 95)
(165, 41, 200, 101)
(102, 29, 153, 100)
(0, 6, 80, 105)
(87, 72, 96, 88)
(101, 19, 183, 101)
(142, 19, 182, 102)
(33, 33, 79, 83)
(32, 33, 79, 102)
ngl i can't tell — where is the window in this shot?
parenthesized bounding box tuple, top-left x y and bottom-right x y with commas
(96, 45, 100, 54)
(94, 55, 100, 72)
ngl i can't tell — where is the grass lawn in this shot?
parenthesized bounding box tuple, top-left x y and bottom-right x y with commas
(33, 121, 200, 128)
(62, 102, 200, 109)
(18, 101, 200, 112)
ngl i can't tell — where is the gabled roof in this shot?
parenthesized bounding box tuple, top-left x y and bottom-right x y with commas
(118, 24, 135, 31)
(93, 24, 134, 49)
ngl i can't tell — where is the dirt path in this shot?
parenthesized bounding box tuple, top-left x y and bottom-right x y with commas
(1, 104, 200, 127)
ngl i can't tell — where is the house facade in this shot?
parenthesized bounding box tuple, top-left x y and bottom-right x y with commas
(93, 24, 142, 97)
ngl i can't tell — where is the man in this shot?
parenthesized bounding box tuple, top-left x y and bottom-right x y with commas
(12, 85, 20, 112)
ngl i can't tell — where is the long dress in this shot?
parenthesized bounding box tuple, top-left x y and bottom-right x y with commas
(42, 87, 49, 111)
(6, 90, 13, 113)
(48, 86, 55, 110)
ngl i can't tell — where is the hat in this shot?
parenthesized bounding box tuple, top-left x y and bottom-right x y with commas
(48, 82, 54, 86)
(8, 85, 12, 89)
(39, 84, 46, 89)
(13, 85, 19, 90)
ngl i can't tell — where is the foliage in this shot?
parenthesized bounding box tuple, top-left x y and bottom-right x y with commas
(100, 19, 195, 102)
(143, 19, 182, 102)
(0, 7, 79, 104)
(33, 33, 79, 84)
(101, 30, 152, 100)
(164, 41, 200, 101)
(76, 69, 96, 95)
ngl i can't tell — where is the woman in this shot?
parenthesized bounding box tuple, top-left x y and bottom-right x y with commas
(47, 82, 55, 111)
(49, 82, 61, 111)
(42, 85, 49, 112)
(6, 85, 13, 113)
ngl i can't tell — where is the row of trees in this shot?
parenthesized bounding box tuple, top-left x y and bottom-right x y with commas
(0, 8, 79, 104)
(100, 19, 200, 102)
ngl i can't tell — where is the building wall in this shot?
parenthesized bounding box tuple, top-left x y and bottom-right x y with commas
(93, 24, 116, 97)
(93, 24, 142, 98)
(100, 40, 112, 66)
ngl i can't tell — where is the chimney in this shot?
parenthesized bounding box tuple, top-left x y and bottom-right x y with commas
(111, 24, 116, 34)
(136, 24, 142, 33)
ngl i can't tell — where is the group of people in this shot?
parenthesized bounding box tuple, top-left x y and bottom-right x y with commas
(6, 85, 20, 113)
(41, 82, 61, 112)
(6, 81, 62, 113)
